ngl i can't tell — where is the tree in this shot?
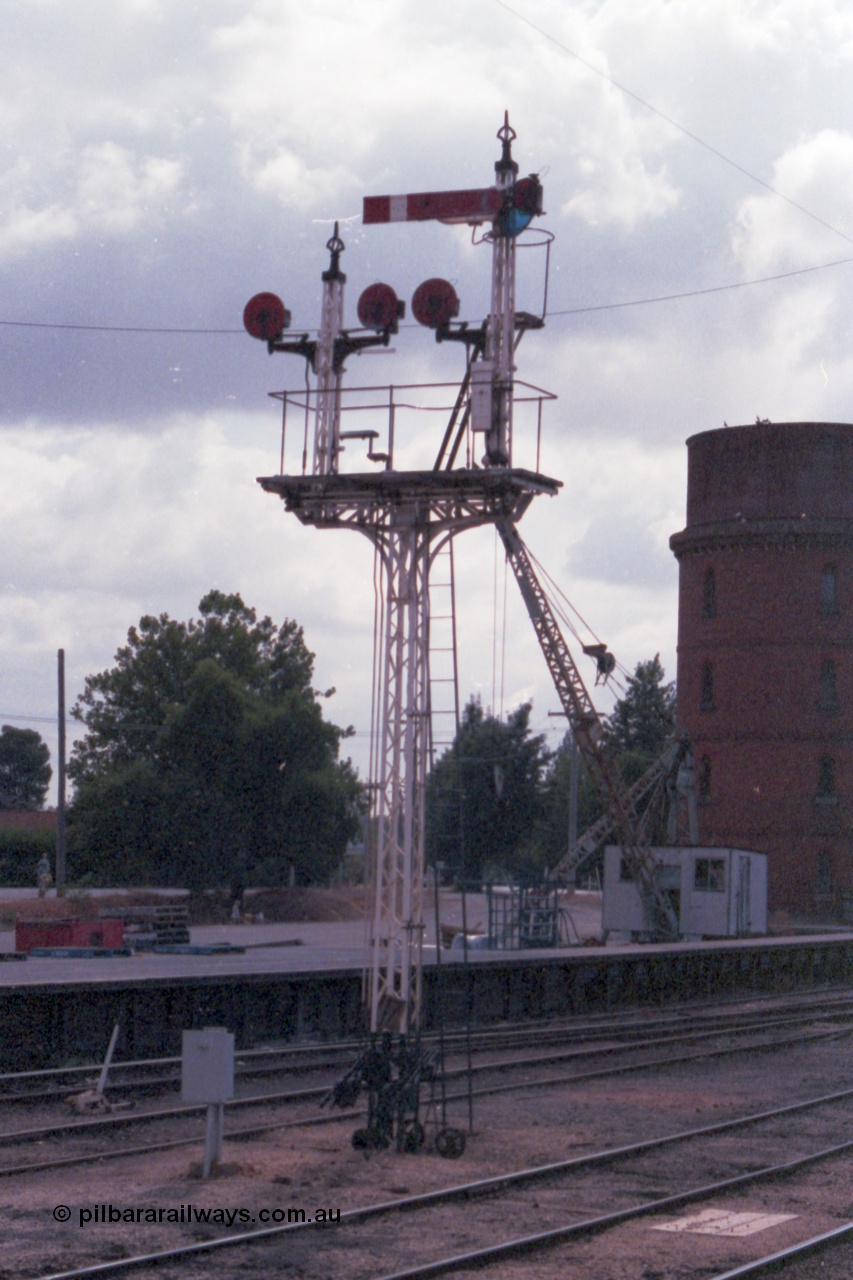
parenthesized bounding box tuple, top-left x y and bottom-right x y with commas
(71, 589, 314, 784)
(532, 733, 605, 869)
(604, 653, 676, 785)
(425, 697, 551, 884)
(0, 726, 51, 810)
(69, 592, 364, 891)
(530, 656, 677, 875)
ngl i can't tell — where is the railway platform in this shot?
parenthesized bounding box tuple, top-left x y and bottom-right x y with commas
(2, 895, 853, 1069)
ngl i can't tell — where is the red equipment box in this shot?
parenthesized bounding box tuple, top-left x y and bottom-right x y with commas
(15, 918, 125, 952)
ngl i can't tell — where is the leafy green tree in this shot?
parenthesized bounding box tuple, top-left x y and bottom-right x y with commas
(604, 653, 676, 785)
(530, 656, 676, 874)
(0, 827, 56, 886)
(425, 697, 551, 884)
(71, 589, 314, 783)
(0, 726, 51, 810)
(69, 592, 364, 891)
(532, 733, 605, 869)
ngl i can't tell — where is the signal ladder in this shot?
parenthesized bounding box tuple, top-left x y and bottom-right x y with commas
(426, 537, 460, 769)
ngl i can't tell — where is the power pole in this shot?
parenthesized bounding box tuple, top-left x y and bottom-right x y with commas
(56, 648, 66, 896)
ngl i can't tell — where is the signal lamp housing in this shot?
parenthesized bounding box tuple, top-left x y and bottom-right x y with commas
(357, 283, 404, 331)
(243, 292, 290, 341)
(411, 278, 460, 329)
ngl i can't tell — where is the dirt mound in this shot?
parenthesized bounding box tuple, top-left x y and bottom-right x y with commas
(245, 886, 367, 923)
(184, 885, 367, 924)
(0, 890, 168, 924)
(0, 886, 367, 927)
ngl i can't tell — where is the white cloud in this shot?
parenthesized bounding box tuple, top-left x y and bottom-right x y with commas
(732, 129, 853, 274)
(76, 144, 183, 233)
(0, 144, 184, 260)
(564, 148, 679, 230)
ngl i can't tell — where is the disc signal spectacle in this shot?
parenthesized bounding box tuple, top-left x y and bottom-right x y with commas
(243, 292, 291, 342)
(411, 278, 459, 329)
(356, 283, 404, 331)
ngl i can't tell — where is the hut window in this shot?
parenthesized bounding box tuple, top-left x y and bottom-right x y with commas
(694, 857, 725, 892)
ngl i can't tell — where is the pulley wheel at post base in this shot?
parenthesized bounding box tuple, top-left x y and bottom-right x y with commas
(351, 1126, 390, 1151)
(435, 1127, 466, 1159)
(401, 1122, 425, 1154)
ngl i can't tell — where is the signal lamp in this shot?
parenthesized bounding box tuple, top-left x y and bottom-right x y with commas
(243, 292, 290, 341)
(357, 283, 403, 331)
(411, 278, 459, 329)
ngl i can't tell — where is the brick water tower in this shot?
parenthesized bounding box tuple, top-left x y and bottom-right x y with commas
(670, 422, 853, 918)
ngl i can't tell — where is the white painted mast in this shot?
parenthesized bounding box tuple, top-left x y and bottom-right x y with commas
(485, 111, 519, 467)
(313, 223, 346, 476)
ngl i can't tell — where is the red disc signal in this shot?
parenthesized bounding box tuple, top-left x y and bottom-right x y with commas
(357, 282, 400, 331)
(243, 292, 288, 341)
(412, 278, 459, 329)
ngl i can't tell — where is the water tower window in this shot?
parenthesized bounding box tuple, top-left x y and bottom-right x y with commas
(694, 857, 725, 892)
(698, 755, 712, 800)
(702, 567, 716, 618)
(817, 755, 837, 799)
(700, 661, 715, 712)
(821, 565, 839, 615)
(816, 851, 833, 897)
(818, 659, 838, 711)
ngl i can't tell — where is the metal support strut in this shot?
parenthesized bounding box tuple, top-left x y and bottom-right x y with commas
(367, 512, 429, 1034)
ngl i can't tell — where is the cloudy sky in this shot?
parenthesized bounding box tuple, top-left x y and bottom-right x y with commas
(4, 0, 853, 800)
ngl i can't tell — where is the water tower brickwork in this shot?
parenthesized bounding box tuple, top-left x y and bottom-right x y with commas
(669, 423, 853, 918)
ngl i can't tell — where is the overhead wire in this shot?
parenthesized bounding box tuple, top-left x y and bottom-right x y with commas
(491, 0, 853, 250)
(0, 712, 57, 725)
(3, 252, 853, 338)
(0, 319, 243, 334)
(549, 256, 853, 318)
(2, 12, 851, 347)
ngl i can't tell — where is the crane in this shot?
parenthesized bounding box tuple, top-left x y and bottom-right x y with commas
(495, 520, 685, 941)
(552, 733, 698, 886)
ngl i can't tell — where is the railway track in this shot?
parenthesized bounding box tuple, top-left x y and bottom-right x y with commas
(3, 984, 852, 1107)
(23, 1080, 853, 1280)
(2, 996, 852, 1177)
(705, 1224, 853, 1279)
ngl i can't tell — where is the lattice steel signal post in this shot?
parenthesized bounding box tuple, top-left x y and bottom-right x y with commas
(245, 117, 559, 1048)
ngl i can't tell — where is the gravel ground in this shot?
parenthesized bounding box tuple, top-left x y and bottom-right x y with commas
(3, 1018, 853, 1280)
